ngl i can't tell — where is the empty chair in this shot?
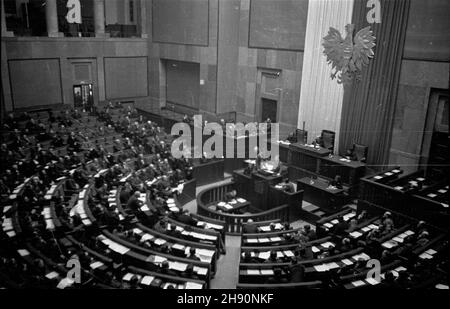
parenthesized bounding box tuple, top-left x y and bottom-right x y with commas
(349, 144, 368, 162)
(316, 130, 335, 152)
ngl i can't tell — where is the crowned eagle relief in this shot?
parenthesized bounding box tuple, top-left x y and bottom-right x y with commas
(322, 24, 376, 84)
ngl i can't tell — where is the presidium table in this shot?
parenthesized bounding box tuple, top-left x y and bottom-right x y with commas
(287, 142, 366, 186)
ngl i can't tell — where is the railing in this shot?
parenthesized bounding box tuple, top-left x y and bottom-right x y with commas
(236, 281, 323, 289)
(197, 182, 290, 235)
(105, 24, 139, 38)
(177, 178, 197, 206)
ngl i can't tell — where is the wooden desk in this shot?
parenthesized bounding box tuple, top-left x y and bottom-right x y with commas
(250, 170, 283, 211)
(289, 143, 330, 175)
(360, 170, 429, 213)
(360, 169, 449, 229)
(288, 143, 365, 186)
(290, 142, 331, 157)
(192, 159, 224, 186)
(315, 207, 355, 237)
(272, 142, 291, 163)
(366, 167, 403, 184)
(269, 184, 304, 218)
(232, 169, 253, 201)
(215, 199, 250, 214)
(296, 177, 348, 212)
(176, 178, 197, 206)
(319, 156, 366, 186)
(410, 184, 449, 228)
(223, 134, 250, 174)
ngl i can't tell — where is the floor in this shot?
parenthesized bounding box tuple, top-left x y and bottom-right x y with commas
(210, 235, 241, 289)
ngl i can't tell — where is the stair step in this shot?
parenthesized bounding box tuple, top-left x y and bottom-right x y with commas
(303, 204, 320, 212)
(313, 210, 326, 217)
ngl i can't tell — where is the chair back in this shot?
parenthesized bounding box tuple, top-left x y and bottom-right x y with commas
(353, 144, 368, 162)
(321, 130, 335, 152)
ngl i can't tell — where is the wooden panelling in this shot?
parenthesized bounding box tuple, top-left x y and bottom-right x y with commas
(8, 58, 62, 109)
(165, 60, 200, 110)
(104, 56, 148, 99)
(403, 0, 450, 62)
(152, 0, 209, 46)
(248, 0, 308, 51)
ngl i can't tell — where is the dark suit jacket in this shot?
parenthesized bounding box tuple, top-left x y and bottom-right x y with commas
(126, 196, 141, 211)
(243, 223, 258, 234)
(283, 183, 295, 193)
(333, 221, 349, 236)
(306, 230, 317, 240)
(289, 264, 305, 283)
(176, 214, 196, 226)
(120, 190, 131, 204)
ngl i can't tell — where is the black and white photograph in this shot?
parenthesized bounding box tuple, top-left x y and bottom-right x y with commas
(0, 0, 449, 299)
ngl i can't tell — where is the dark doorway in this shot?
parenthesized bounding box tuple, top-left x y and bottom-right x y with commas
(261, 98, 277, 123)
(73, 84, 94, 111)
(427, 94, 448, 181)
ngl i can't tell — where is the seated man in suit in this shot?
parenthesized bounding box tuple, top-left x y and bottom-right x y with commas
(243, 162, 255, 175)
(187, 247, 200, 261)
(286, 132, 297, 143)
(330, 175, 343, 189)
(288, 258, 305, 283)
(159, 261, 178, 277)
(265, 251, 282, 263)
(174, 209, 197, 226)
(126, 191, 143, 212)
(296, 246, 314, 261)
(381, 211, 394, 232)
(120, 182, 133, 204)
(266, 268, 288, 284)
(153, 218, 168, 233)
(166, 224, 181, 238)
(224, 190, 237, 202)
(242, 219, 258, 234)
(135, 154, 148, 170)
(181, 263, 200, 280)
(279, 178, 295, 193)
(241, 251, 258, 263)
(302, 225, 317, 241)
(332, 217, 349, 237)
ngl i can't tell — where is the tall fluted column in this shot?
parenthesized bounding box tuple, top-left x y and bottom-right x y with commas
(93, 0, 108, 37)
(45, 0, 62, 37)
(139, 0, 148, 38)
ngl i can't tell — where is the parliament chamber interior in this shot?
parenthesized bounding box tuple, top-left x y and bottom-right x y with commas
(0, 0, 449, 292)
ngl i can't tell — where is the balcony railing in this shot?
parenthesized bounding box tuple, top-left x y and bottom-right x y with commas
(105, 24, 139, 38)
(4, 19, 139, 39)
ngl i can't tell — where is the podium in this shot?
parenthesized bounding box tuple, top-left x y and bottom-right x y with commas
(269, 185, 304, 219)
(233, 169, 283, 211)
